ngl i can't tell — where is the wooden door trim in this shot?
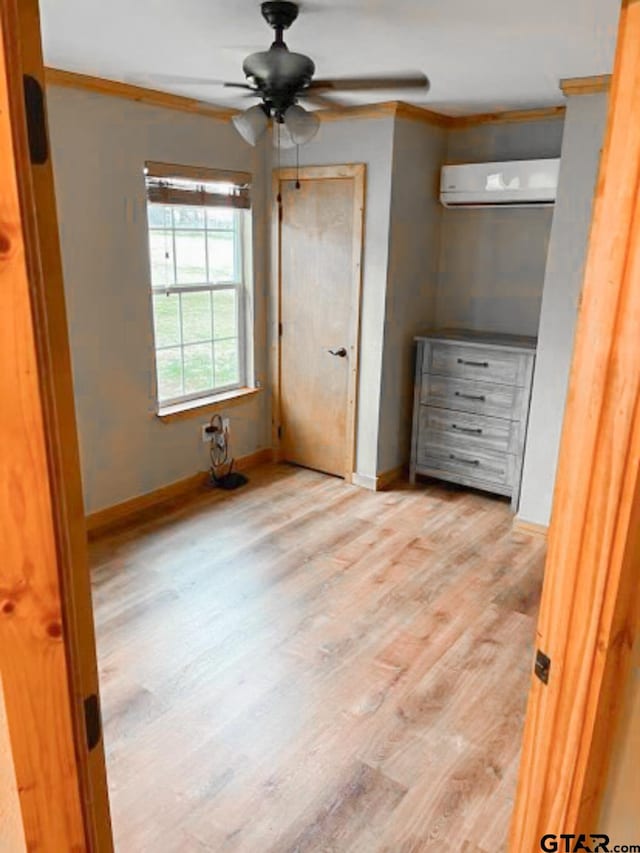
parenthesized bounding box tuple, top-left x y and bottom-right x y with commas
(271, 163, 366, 482)
(1, 0, 113, 849)
(510, 0, 640, 846)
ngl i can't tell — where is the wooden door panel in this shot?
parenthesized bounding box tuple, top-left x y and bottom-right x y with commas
(279, 174, 358, 477)
(0, 1, 113, 849)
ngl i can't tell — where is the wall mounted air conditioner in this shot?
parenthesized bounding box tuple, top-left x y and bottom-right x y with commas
(440, 158, 560, 208)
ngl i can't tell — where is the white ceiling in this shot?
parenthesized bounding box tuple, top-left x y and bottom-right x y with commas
(39, 0, 621, 115)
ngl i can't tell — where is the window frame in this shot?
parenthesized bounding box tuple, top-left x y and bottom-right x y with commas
(144, 165, 252, 410)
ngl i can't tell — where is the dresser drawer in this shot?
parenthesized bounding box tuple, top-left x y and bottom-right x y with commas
(416, 443, 515, 494)
(424, 342, 529, 386)
(418, 406, 520, 455)
(420, 374, 524, 419)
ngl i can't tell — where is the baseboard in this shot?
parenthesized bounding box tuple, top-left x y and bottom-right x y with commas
(513, 516, 549, 538)
(351, 465, 405, 492)
(376, 465, 405, 491)
(351, 472, 377, 491)
(86, 447, 274, 537)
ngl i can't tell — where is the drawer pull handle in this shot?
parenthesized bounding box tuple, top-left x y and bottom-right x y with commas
(457, 358, 489, 367)
(452, 424, 483, 435)
(454, 391, 486, 402)
(449, 454, 480, 466)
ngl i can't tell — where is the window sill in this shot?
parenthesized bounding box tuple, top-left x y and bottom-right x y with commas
(157, 386, 262, 423)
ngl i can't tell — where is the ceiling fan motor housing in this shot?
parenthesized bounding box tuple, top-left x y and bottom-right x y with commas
(261, 1, 300, 31)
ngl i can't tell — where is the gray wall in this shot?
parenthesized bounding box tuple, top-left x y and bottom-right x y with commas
(47, 86, 271, 514)
(377, 116, 446, 474)
(518, 93, 609, 526)
(280, 117, 395, 482)
(435, 117, 565, 337)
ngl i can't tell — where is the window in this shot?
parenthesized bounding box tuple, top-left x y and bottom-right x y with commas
(144, 163, 252, 408)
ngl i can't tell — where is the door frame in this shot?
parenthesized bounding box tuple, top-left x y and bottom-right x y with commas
(271, 163, 366, 482)
(509, 0, 640, 846)
(1, 0, 113, 849)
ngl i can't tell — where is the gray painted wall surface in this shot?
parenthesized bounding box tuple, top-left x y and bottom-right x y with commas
(47, 86, 271, 514)
(377, 117, 446, 473)
(518, 93, 608, 526)
(435, 117, 564, 337)
(280, 118, 395, 481)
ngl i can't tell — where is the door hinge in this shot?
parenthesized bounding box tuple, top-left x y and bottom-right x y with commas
(278, 322, 283, 337)
(23, 75, 49, 165)
(534, 649, 551, 685)
(83, 693, 102, 751)
(277, 425, 282, 440)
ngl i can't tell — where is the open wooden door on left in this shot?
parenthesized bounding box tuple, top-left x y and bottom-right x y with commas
(0, 1, 113, 850)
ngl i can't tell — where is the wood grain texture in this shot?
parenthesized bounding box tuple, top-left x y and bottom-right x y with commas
(44, 67, 238, 121)
(512, 519, 548, 539)
(40, 69, 566, 134)
(0, 676, 26, 851)
(0, 3, 90, 848)
(510, 0, 640, 846)
(86, 448, 274, 537)
(9, 2, 115, 847)
(90, 462, 546, 852)
(275, 165, 365, 481)
(446, 105, 566, 130)
(559, 75, 612, 96)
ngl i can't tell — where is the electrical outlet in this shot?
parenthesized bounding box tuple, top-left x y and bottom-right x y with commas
(201, 424, 214, 443)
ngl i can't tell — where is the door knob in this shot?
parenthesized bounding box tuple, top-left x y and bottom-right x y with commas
(328, 347, 347, 358)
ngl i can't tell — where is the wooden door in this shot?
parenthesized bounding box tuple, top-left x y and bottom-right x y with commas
(509, 0, 640, 846)
(0, 0, 113, 849)
(276, 165, 365, 479)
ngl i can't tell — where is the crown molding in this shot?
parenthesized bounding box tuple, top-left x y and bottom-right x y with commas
(44, 68, 569, 132)
(446, 104, 566, 129)
(44, 68, 239, 121)
(560, 75, 612, 96)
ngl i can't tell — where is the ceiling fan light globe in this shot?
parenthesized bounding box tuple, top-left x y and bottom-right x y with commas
(232, 104, 269, 146)
(273, 121, 297, 149)
(283, 104, 320, 145)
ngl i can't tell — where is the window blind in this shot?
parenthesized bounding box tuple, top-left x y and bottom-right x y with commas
(145, 162, 251, 209)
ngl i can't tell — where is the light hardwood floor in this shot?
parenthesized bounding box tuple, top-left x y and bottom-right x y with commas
(89, 463, 546, 853)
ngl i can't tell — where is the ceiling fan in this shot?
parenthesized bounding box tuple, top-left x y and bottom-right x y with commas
(144, 1, 430, 147)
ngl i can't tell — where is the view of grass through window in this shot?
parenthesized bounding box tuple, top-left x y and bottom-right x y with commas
(147, 202, 245, 403)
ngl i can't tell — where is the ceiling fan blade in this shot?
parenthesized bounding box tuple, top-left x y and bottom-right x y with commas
(298, 91, 344, 109)
(309, 73, 429, 92)
(125, 73, 253, 89)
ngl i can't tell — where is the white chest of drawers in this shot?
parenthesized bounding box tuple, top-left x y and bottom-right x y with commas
(409, 330, 536, 510)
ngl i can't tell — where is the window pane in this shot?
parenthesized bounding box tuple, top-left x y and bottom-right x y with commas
(149, 230, 175, 287)
(206, 207, 234, 230)
(147, 204, 172, 228)
(213, 289, 237, 339)
(208, 231, 236, 281)
(175, 231, 207, 284)
(184, 343, 214, 395)
(214, 338, 239, 386)
(173, 206, 205, 229)
(156, 347, 183, 401)
(153, 293, 180, 347)
(181, 291, 212, 344)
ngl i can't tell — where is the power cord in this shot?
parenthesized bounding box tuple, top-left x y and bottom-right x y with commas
(206, 414, 248, 490)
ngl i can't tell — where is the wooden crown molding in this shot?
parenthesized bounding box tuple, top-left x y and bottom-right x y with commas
(317, 100, 565, 130)
(44, 67, 568, 131)
(446, 104, 566, 129)
(560, 74, 612, 96)
(44, 67, 239, 121)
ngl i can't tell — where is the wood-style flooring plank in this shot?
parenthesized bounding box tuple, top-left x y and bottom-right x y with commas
(89, 463, 544, 852)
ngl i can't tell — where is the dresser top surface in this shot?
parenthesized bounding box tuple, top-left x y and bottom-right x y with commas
(415, 328, 537, 351)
